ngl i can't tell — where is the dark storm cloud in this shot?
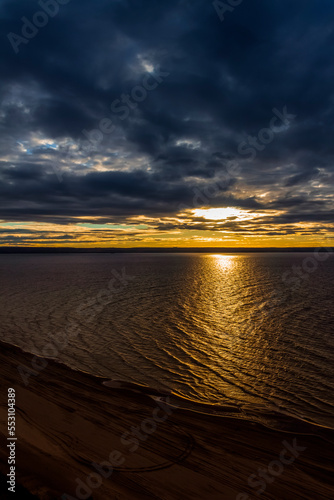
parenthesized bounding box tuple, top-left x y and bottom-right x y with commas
(0, 164, 246, 223)
(1, 0, 334, 233)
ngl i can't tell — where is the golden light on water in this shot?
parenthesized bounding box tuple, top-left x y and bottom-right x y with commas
(209, 254, 238, 271)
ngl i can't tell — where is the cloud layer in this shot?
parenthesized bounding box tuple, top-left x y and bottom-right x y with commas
(1, 0, 334, 246)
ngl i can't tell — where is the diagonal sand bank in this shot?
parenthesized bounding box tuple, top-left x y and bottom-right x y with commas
(0, 340, 333, 500)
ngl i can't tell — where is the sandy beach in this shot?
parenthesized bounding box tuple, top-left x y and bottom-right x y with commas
(0, 340, 333, 500)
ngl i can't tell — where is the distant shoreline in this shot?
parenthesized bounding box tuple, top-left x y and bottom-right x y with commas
(0, 246, 331, 254)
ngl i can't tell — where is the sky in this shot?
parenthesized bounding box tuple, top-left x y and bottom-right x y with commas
(1, 0, 334, 247)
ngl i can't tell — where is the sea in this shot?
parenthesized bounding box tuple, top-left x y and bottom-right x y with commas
(0, 252, 333, 430)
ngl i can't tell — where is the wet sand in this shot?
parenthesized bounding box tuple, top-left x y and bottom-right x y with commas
(0, 340, 333, 499)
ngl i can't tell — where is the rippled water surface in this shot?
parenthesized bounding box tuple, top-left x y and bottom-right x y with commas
(1, 252, 333, 428)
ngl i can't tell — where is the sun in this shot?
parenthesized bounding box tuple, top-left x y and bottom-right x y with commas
(192, 207, 255, 221)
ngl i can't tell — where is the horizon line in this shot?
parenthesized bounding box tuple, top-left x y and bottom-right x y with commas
(0, 246, 332, 254)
